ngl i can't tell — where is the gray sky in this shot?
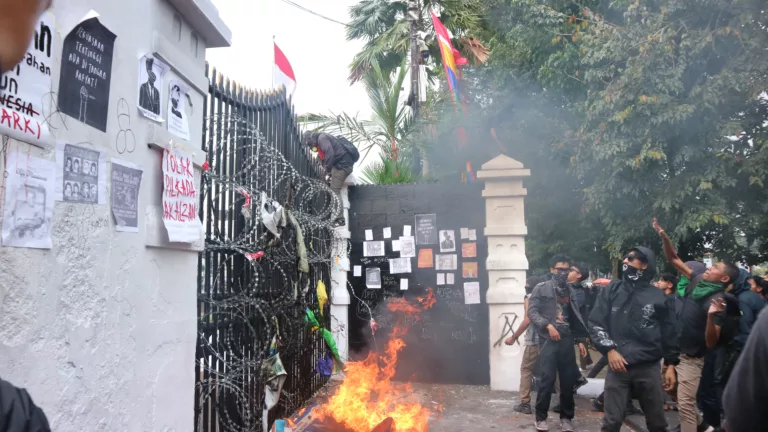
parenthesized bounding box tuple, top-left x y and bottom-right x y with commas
(206, 0, 371, 120)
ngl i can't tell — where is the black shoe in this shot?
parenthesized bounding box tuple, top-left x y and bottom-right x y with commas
(551, 402, 561, 413)
(625, 402, 643, 416)
(591, 398, 604, 412)
(514, 402, 533, 415)
(697, 423, 715, 432)
(574, 376, 588, 394)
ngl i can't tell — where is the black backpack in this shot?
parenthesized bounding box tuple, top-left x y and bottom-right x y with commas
(333, 135, 360, 163)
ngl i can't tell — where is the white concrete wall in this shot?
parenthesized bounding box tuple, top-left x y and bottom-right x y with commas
(0, 1, 228, 431)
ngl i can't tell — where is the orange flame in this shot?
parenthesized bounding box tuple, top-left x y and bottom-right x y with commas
(315, 290, 437, 431)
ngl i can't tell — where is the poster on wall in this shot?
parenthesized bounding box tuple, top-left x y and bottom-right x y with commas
(464, 282, 481, 305)
(58, 15, 116, 132)
(414, 213, 437, 245)
(167, 79, 190, 140)
(435, 254, 457, 271)
(462, 242, 477, 258)
(439, 229, 456, 252)
(2, 152, 55, 249)
(137, 55, 169, 122)
(0, 12, 55, 148)
(366, 268, 382, 289)
(462, 262, 478, 279)
(55, 142, 106, 204)
(162, 148, 203, 243)
(110, 158, 143, 232)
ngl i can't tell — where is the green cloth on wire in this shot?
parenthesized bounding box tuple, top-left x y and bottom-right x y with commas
(305, 308, 344, 367)
(691, 280, 723, 301)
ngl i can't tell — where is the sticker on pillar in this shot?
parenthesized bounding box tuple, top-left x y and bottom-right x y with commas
(462, 242, 477, 258)
(414, 213, 437, 245)
(58, 14, 116, 132)
(1, 152, 55, 249)
(400, 278, 409, 291)
(353, 265, 362, 277)
(366, 268, 382, 289)
(462, 262, 478, 279)
(110, 158, 142, 232)
(383, 227, 391, 239)
(389, 257, 411, 274)
(0, 12, 56, 148)
(399, 236, 415, 258)
(463, 282, 481, 305)
(417, 248, 433, 268)
(167, 79, 190, 140)
(439, 230, 456, 252)
(392, 239, 401, 252)
(460, 228, 469, 239)
(468, 229, 477, 241)
(365, 229, 373, 241)
(137, 54, 169, 122)
(55, 142, 107, 204)
(437, 273, 445, 286)
(363, 241, 385, 257)
(446, 273, 455, 285)
(435, 254, 457, 271)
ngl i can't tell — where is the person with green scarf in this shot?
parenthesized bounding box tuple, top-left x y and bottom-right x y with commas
(653, 218, 740, 432)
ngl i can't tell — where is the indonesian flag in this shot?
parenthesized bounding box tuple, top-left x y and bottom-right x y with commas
(273, 42, 296, 97)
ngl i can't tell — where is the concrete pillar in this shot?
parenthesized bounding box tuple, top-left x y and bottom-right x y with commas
(330, 174, 356, 366)
(478, 155, 531, 391)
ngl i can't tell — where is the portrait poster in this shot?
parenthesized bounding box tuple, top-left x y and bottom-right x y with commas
(2, 152, 55, 249)
(435, 254, 458, 271)
(366, 267, 382, 289)
(399, 236, 415, 258)
(464, 282, 481, 305)
(363, 241, 385, 257)
(162, 148, 203, 243)
(462, 242, 477, 258)
(439, 229, 456, 252)
(58, 16, 116, 132)
(55, 142, 106, 204)
(417, 248, 434, 269)
(137, 54, 169, 122)
(414, 213, 437, 245)
(462, 262, 478, 279)
(0, 12, 55, 147)
(110, 158, 143, 232)
(167, 79, 190, 140)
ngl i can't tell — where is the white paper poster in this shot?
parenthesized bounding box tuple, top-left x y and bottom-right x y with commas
(137, 54, 169, 122)
(435, 254, 458, 270)
(447, 273, 455, 285)
(399, 236, 416, 258)
(389, 257, 412, 274)
(110, 158, 142, 232)
(167, 79, 190, 140)
(366, 267, 381, 289)
(469, 229, 477, 241)
(162, 148, 203, 243)
(0, 13, 55, 148)
(464, 282, 481, 305)
(392, 239, 401, 252)
(363, 241, 385, 257)
(353, 265, 362, 277)
(460, 228, 469, 239)
(383, 227, 392, 239)
(439, 230, 456, 252)
(400, 278, 409, 291)
(365, 229, 373, 241)
(56, 142, 106, 204)
(437, 273, 445, 286)
(2, 152, 55, 249)
(403, 225, 412, 236)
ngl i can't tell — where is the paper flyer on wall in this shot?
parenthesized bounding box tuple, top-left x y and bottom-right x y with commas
(2, 152, 55, 249)
(464, 282, 481, 305)
(55, 142, 107, 204)
(167, 79, 191, 140)
(137, 54, 169, 122)
(110, 158, 143, 232)
(162, 148, 203, 243)
(389, 257, 412, 274)
(0, 12, 55, 148)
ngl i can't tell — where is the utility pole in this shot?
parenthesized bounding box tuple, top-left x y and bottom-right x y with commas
(408, 0, 421, 176)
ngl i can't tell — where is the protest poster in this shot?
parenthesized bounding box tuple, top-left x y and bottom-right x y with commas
(2, 152, 55, 249)
(162, 148, 202, 243)
(111, 158, 143, 232)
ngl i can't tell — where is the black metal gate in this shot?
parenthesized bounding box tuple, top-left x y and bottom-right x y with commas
(195, 65, 336, 432)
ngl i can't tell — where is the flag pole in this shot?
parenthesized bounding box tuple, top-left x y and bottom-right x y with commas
(272, 35, 275, 89)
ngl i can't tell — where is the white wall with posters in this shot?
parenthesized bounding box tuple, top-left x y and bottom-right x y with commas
(0, 0, 230, 430)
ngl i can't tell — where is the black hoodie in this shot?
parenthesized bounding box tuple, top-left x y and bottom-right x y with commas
(588, 246, 680, 366)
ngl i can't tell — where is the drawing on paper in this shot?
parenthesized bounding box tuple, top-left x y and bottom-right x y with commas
(399, 236, 416, 258)
(462, 262, 478, 279)
(366, 267, 382, 289)
(389, 257, 412, 274)
(439, 230, 456, 252)
(462, 242, 477, 258)
(435, 254, 458, 270)
(364, 240, 385, 257)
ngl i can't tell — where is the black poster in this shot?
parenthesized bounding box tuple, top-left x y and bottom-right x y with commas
(414, 213, 437, 245)
(58, 17, 116, 132)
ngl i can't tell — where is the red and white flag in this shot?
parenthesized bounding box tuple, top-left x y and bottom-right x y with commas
(273, 42, 296, 97)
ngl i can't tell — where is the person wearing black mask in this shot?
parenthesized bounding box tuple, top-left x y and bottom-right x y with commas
(527, 254, 589, 432)
(589, 246, 679, 432)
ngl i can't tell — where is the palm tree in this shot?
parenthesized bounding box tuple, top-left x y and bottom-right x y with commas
(346, 0, 490, 83)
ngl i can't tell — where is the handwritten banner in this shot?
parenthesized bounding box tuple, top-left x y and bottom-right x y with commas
(0, 13, 55, 147)
(162, 148, 202, 243)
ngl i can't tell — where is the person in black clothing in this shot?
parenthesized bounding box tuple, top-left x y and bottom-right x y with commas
(722, 306, 768, 431)
(569, 263, 594, 372)
(0, 377, 51, 431)
(656, 273, 678, 298)
(302, 131, 355, 227)
(589, 246, 679, 432)
(527, 254, 589, 432)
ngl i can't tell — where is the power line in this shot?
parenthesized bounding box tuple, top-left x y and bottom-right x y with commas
(278, 0, 350, 27)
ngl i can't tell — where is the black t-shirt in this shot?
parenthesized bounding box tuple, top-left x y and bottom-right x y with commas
(678, 276, 724, 357)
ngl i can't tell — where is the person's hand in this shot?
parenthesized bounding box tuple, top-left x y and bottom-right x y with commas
(708, 298, 725, 315)
(652, 217, 664, 235)
(663, 366, 676, 391)
(547, 324, 561, 341)
(504, 335, 517, 345)
(607, 349, 628, 372)
(324, 174, 331, 185)
(578, 343, 587, 358)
